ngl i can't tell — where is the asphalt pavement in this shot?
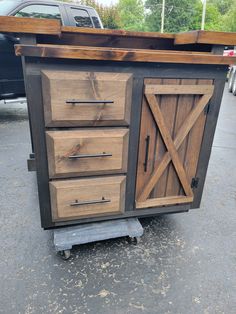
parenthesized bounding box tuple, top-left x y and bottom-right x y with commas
(0, 85, 236, 314)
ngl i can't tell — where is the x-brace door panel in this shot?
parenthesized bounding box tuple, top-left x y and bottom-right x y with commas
(136, 78, 214, 209)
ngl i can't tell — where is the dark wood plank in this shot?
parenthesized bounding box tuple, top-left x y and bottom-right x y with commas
(39, 33, 176, 50)
(136, 195, 193, 208)
(165, 79, 196, 197)
(61, 26, 175, 39)
(145, 84, 214, 94)
(0, 16, 61, 35)
(136, 96, 157, 198)
(34, 44, 214, 55)
(175, 30, 236, 46)
(15, 44, 236, 65)
(141, 79, 164, 199)
(153, 79, 180, 198)
(191, 78, 225, 209)
(184, 80, 213, 186)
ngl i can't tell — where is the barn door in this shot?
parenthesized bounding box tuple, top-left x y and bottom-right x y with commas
(136, 79, 214, 209)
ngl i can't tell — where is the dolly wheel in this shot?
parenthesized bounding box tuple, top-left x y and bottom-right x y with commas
(128, 236, 140, 245)
(59, 250, 71, 260)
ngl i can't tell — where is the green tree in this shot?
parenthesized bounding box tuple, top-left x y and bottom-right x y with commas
(98, 4, 120, 29)
(145, 0, 199, 33)
(190, 1, 223, 31)
(222, 5, 236, 32)
(80, 0, 120, 29)
(208, 0, 232, 15)
(117, 0, 145, 31)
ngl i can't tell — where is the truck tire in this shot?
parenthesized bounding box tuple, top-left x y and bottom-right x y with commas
(232, 71, 236, 96)
(228, 67, 235, 92)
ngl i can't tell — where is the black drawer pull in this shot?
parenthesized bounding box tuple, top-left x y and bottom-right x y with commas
(143, 135, 150, 172)
(66, 99, 114, 104)
(68, 152, 112, 159)
(70, 197, 111, 207)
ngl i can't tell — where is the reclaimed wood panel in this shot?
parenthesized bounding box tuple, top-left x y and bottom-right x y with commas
(136, 78, 214, 208)
(153, 79, 180, 198)
(135, 93, 158, 198)
(165, 79, 197, 197)
(145, 84, 214, 95)
(39, 34, 175, 50)
(175, 30, 236, 46)
(0, 16, 61, 35)
(62, 26, 175, 39)
(42, 70, 133, 127)
(15, 44, 236, 65)
(50, 176, 126, 221)
(184, 79, 213, 187)
(136, 195, 193, 208)
(46, 129, 129, 178)
(1, 16, 235, 47)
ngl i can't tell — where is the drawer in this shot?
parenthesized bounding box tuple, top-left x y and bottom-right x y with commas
(46, 129, 129, 178)
(50, 176, 126, 221)
(42, 70, 133, 127)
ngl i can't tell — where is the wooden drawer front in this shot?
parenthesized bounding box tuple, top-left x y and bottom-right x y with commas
(42, 70, 133, 127)
(46, 129, 129, 178)
(50, 176, 126, 221)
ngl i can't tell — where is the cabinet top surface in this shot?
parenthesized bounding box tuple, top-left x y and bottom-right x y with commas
(1, 16, 236, 45)
(1, 16, 236, 65)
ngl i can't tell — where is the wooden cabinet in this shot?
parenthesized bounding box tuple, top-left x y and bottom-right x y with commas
(42, 70, 133, 127)
(42, 72, 216, 225)
(11, 21, 235, 228)
(26, 65, 225, 229)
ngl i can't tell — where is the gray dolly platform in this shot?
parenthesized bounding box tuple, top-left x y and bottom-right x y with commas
(54, 218, 144, 259)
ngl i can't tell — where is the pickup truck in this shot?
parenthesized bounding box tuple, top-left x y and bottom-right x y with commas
(0, 0, 103, 100)
(224, 46, 236, 96)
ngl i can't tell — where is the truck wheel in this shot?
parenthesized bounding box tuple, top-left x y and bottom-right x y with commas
(232, 72, 236, 96)
(228, 67, 235, 92)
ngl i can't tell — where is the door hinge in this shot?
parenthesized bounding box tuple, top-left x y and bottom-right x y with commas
(204, 103, 210, 115)
(191, 177, 199, 189)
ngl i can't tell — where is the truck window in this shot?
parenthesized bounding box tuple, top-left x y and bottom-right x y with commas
(92, 16, 101, 28)
(15, 4, 61, 20)
(71, 8, 93, 28)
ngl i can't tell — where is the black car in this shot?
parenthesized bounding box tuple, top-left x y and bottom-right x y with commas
(0, 0, 103, 100)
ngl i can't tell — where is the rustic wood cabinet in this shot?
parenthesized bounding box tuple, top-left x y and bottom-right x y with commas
(1, 17, 235, 228)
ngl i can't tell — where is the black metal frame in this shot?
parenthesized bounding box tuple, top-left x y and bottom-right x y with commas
(23, 55, 227, 229)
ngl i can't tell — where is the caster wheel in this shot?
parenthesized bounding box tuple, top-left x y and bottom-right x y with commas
(59, 250, 71, 260)
(127, 236, 140, 245)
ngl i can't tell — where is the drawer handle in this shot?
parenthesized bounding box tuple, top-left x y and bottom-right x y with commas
(68, 152, 112, 159)
(143, 135, 150, 172)
(66, 99, 114, 105)
(70, 197, 111, 207)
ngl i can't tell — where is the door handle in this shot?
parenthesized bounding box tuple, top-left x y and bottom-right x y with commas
(143, 135, 150, 172)
(66, 99, 114, 105)
(70, 197, 111, 207)
(68, 152, 112, 159)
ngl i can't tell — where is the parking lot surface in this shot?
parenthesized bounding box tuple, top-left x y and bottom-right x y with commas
(0, 85, 236, 313)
